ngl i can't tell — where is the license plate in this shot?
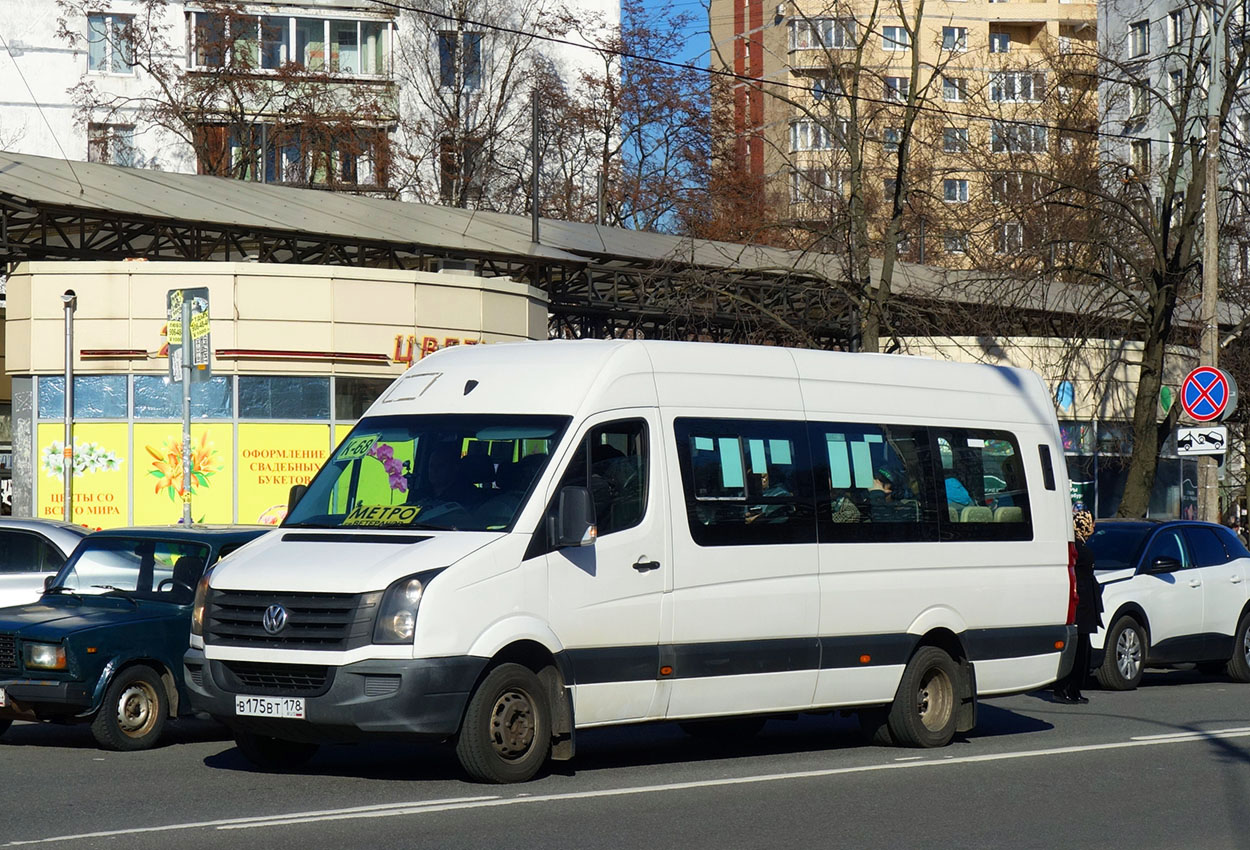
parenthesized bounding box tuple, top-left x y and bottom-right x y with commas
(235, 695, 304, 719)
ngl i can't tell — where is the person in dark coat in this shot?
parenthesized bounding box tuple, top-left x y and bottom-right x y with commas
(1053, 509, 1103, 703)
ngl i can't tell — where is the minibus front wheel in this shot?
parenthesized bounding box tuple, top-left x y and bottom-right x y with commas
(886, 646, 961, 748)
(456, 662, 552, 783)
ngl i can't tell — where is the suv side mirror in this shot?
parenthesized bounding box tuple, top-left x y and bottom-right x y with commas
(1146, 555, 1182, 574)
(287, 484, 308, 517)
(548, 486, 597, 548)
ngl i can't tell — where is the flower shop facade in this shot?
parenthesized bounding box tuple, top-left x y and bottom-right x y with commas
(6, 261, 547, 527)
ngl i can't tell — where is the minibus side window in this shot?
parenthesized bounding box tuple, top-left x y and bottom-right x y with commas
(674, 418, 816, 546)
(555, 420, 649, 537)
(933, 429, 1032, 541)
(809, 422, 938, 543)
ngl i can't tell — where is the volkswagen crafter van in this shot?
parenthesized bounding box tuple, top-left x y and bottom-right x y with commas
(184, 340, 1077, 783)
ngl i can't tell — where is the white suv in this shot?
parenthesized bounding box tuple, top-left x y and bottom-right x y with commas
(1086, 519, 1250, 689)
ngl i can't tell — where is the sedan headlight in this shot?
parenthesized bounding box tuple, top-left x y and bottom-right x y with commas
(190, 569, 214, 637)
(24, 642, 67, 671)
(373, 570, 443, 644)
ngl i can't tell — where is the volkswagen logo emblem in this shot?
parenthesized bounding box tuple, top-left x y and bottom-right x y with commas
(262, 604, 288, 635)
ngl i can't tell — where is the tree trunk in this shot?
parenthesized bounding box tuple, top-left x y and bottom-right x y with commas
(1117, 324, 1168, 517)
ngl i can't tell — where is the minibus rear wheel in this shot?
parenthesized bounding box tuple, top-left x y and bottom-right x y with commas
(886, 646, 960, 748)
(456, 663, 552, 783)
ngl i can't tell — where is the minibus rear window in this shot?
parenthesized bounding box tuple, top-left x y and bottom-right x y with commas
(284, 414, 570, 532)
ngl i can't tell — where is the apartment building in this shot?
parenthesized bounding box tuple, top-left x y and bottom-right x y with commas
(0, 0, 615, 201)
(710, 0, 1099, 265)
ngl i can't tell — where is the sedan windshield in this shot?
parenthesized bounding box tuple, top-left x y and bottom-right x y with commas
(50, 538, 212, 604)
(1086, 525, 1151, 571)
(284, 414, 570, 532)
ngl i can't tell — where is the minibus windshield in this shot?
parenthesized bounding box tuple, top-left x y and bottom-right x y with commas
(283, 414, 570, 532)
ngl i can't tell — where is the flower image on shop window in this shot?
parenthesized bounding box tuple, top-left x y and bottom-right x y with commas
(145, 432, 223, 501)
(41, 441, 123, 478)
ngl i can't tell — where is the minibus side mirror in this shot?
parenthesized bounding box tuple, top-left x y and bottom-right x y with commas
(287, 484, 308, 516)
(43, 575, 56, 592)
(549, 486, 597, 548)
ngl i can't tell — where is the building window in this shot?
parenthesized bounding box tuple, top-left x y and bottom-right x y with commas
(882, 26, 910, 51)
(883, 178, 897, 199)
(1130, 138, 1151, 173)
(238, 376, 330, 420)
(439, 135, 484, 204)
(812, 76, 843, 100)
(1169, 10, 1185, 45)
(885, 76, 910, 101)
(37, 376, 129, 420)
(1130, 20, 1150, 58)
(790, 18, 856, 50)
(991, 71, 1043, 102)
(438, 31, 483, 89)
(790, 119, 837, 151)
(941, 26, 968, 51)
(944, 232, 968, 254)
(88, 123, 135, 167)
(335, 377, 393, 421)
(188, 12, 391, 75)
(942, 76, 966, 102)
(133, 375, 234, 419)
(943, 178, 969, 203)
(87, 13, 134, 73)
(1129, 83, 1150, 117)
(997, 222, 1024, 254)
(790, 168, 837, 203)
(991, 122, 1047, 153)
(882, 127, 901, 152)
(199, 123, 388, 188)
(943, 127, 969, 152)
(1169, 70, 1184, 105)
(989, 31, 1010, 53)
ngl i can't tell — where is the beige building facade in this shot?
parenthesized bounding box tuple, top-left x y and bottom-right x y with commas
(6, 261, 546, 527)
(710, 0, 1098, 262)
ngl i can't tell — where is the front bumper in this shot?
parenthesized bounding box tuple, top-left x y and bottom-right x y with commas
(183, 648, 486, 743)
(0, 677, 93, 721)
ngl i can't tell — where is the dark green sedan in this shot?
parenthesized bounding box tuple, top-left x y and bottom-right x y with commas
(0, 526, 269, 750)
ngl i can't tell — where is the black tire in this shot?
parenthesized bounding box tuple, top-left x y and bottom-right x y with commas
(233, 729, 319, 771)
(857, 707, 895, 746)
(455, 663, 551, 784)
(1095, 615, 1147, 690)
(90, 666, 169, 751)
(1196, 661, 1228, 676)
(886, 646, 961, 748)
(679, 716, 766, 740)
(1226, 611, 1250, 683)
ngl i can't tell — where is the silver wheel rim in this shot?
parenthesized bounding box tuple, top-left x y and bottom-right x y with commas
(116, 681, 160, 738)
(489, 689, 535, 761)
(1116, 627, 1143, 681)
(1243, 624, 1250, 665)
(916, 667, 954, 732)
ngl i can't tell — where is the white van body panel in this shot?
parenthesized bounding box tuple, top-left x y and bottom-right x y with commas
(193, 339, 1074, 750)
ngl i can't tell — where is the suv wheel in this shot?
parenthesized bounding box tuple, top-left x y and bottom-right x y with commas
(1095, 615, 1147, 690)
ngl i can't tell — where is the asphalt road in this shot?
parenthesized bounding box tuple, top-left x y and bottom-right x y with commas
(3, 667, 1249, 850)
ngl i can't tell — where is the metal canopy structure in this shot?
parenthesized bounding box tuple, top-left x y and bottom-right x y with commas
(0, 152, 872, 346)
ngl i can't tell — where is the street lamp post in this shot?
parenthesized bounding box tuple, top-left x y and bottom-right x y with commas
(1199, 1, 1223, 523)
(61, 290, 76, 523)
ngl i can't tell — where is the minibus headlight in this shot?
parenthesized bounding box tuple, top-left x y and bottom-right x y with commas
(190, 570, 213, 637)
(24, 642, 67, 671)
(374, 570, 443, 645)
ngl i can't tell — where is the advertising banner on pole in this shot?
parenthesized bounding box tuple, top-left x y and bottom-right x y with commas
(167, 287, 211, 383)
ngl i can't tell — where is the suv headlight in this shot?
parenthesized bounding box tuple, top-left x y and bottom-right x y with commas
(373, 570, 443, 644)
(24, 642, 67, 671)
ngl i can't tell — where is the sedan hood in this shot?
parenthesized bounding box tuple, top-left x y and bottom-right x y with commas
(0, 596, 170, 641)
(208, 528, 505, 594)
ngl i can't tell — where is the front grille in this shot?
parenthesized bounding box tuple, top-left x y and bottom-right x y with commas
(205, 590, 381, 651)
(364, 675, 401, 697)
(0, 634, 15, 671)
(222, 661, 330, 695)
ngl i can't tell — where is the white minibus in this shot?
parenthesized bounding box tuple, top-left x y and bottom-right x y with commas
(185, 340, 1077, 783)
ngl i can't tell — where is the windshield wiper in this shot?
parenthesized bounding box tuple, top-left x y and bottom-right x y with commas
(43, 586, 81, 599)
(90, 586, 139, 606)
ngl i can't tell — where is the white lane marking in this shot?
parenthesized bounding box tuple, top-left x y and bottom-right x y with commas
(10, 727, 1250, 845)
(1130, 726, 1250, 741)
(3, 797, 499, 846)
(893, 756, 923, 761)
